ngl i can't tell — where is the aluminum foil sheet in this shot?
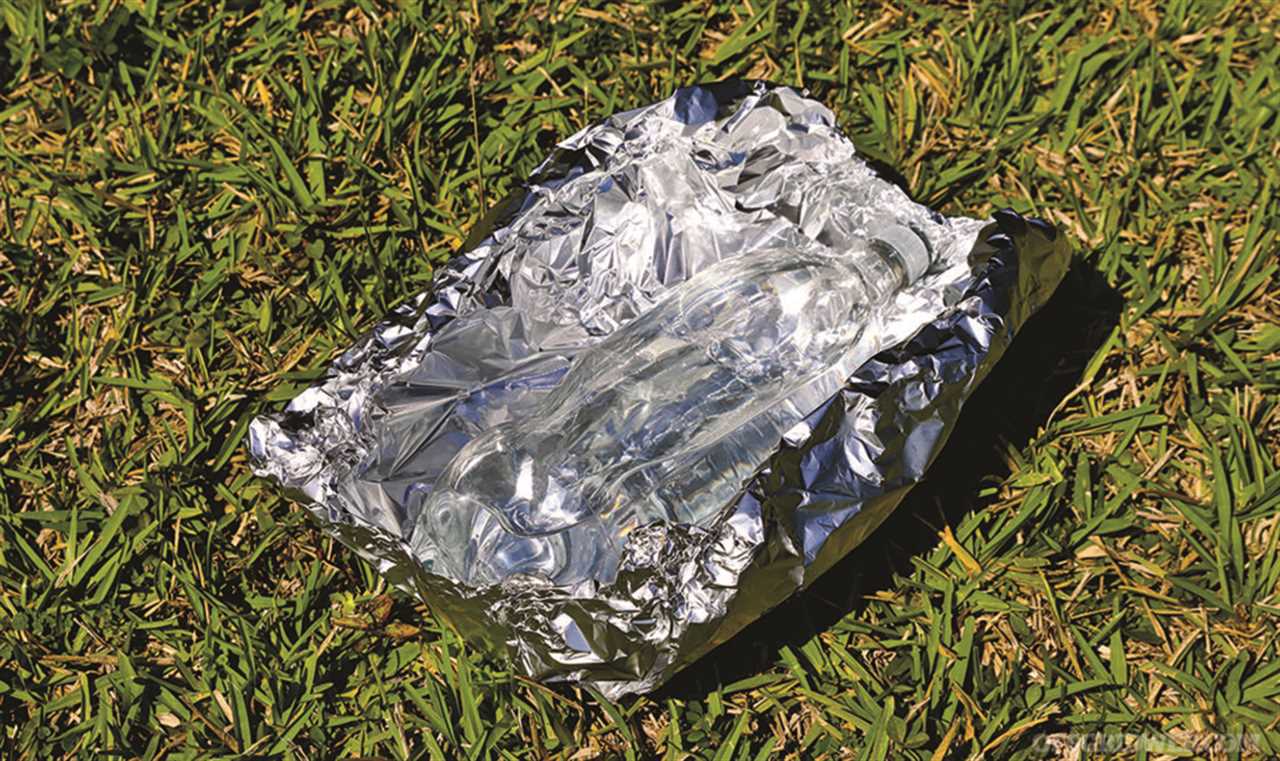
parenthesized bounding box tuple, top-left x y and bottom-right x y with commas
(249, 80, 1070, 698)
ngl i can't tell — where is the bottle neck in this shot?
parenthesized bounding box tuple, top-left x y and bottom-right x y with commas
(868, 239, 911, 291)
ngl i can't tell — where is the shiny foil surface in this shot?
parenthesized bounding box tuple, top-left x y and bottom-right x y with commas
(249, 80, 1070, 697)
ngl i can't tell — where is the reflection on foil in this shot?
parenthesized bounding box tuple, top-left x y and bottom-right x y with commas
(249, 80, 1070, 697)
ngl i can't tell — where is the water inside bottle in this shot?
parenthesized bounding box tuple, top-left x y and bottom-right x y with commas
(408, 226, 932, 587)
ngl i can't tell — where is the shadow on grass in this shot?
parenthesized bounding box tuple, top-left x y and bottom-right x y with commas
(656, 256, 1123, 701)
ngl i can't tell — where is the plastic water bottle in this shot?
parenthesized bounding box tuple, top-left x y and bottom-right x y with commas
(407, 225, 932, 586)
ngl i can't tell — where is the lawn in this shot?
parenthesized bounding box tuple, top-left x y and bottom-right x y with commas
(1, 1, 1278, 758)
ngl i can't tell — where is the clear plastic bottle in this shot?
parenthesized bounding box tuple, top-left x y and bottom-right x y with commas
(407, 225, 932, 587)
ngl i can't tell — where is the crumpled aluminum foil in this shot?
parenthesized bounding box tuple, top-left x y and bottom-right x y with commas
(249, 80, 1070, 698)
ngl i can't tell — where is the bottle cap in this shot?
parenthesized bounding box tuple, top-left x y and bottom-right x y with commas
(877, 224, 931, 284)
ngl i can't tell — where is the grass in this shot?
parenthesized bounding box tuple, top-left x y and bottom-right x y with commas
(1, 0, 1278, 758)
